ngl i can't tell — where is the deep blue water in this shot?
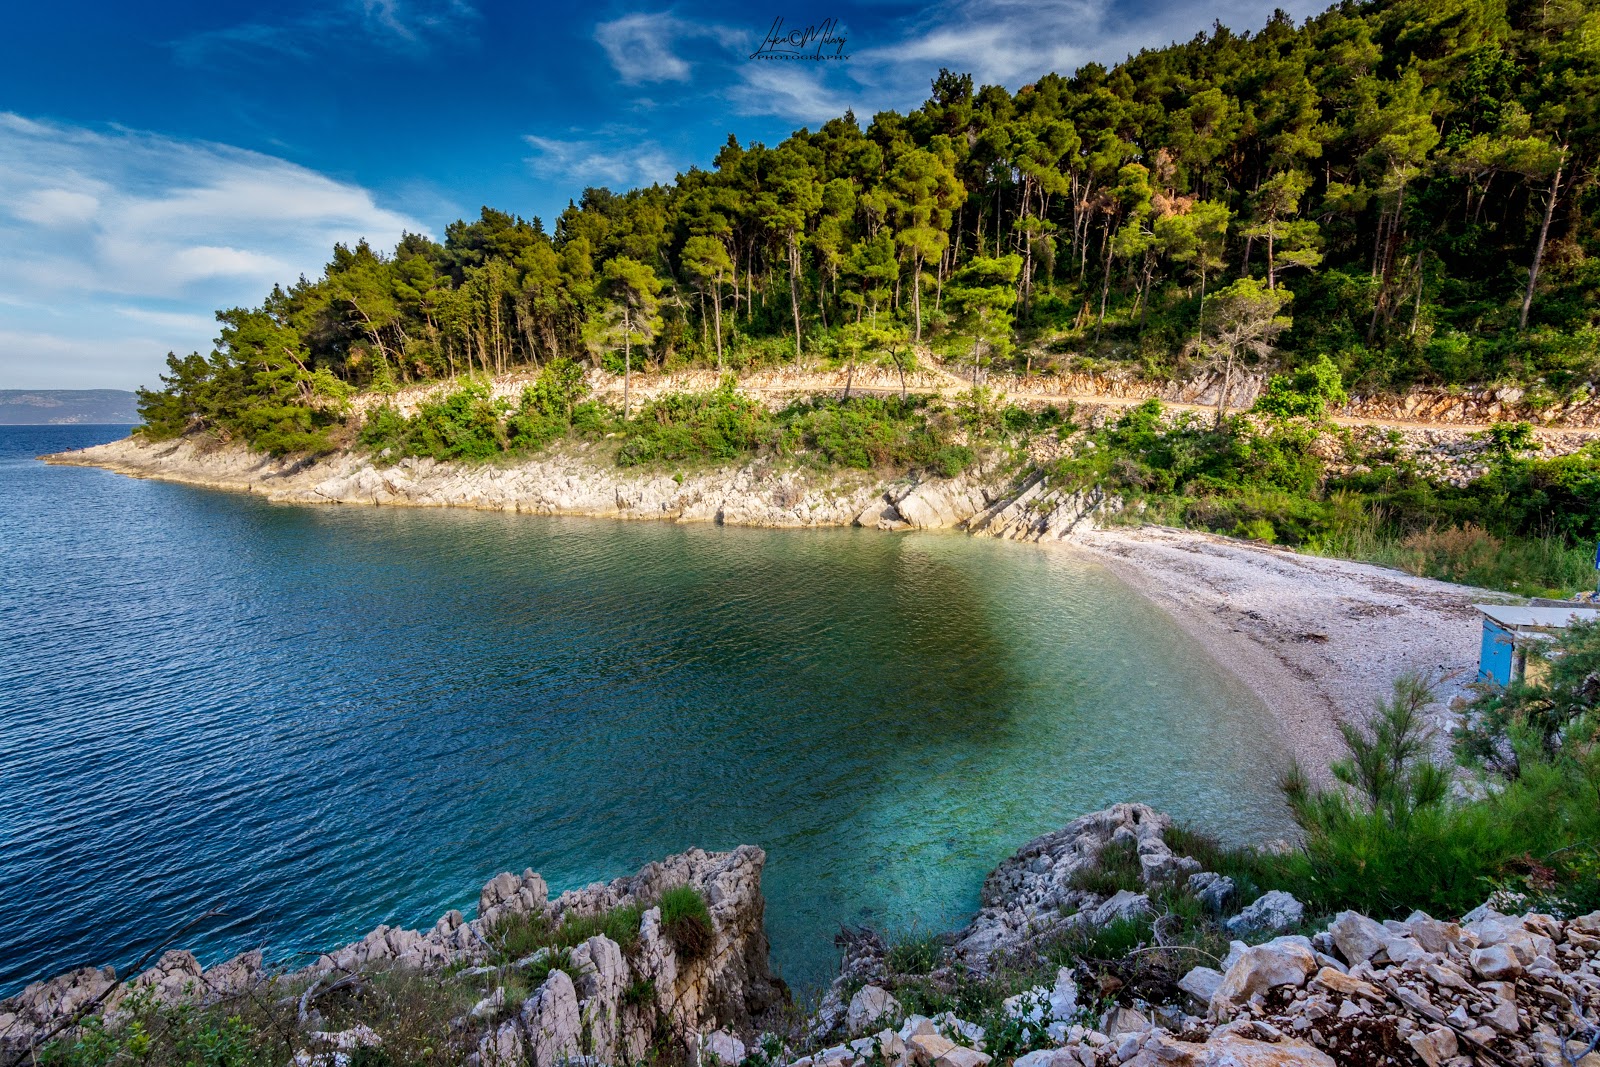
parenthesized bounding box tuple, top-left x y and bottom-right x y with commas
(0, 425, 1293, 996)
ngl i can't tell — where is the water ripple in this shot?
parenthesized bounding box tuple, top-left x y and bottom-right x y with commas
(0, 425, 1292, 995)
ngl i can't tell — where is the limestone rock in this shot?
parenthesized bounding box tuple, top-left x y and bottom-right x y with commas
(1328, 911, 1388, 964)
(1470, 943, 1523, 980)
(521, 970, 581, 1067)
(847, 985, 900, 1035)
(1178, 966, 1225, 1006)
(477, 1020, 524, 1067)
(704, 1029, 747, 1067)
(1226, 892, 1304, 937)
(1189, 873, 1235, 914)
(1210, 939, 1318, 1016)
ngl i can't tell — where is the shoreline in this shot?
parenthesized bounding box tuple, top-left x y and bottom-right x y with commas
(1067, 525, 1497, 775)
(45, 433, 1496, 780)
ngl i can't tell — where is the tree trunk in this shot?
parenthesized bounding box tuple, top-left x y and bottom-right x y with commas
(912, 252, 924, 341)
(1215, 349, 1234, 427)
(788, 233, 803, 361)
(1520, 153, 1565, 330)
(1095, 235, 1114, 339)
(623, 307, 632, 420)
(1411, 250, 1426, 337)
(712, 273, 724, 371)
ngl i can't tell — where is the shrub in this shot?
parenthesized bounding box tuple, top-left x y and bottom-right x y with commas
(658, 885, 713, 960)
(1067, 837, 1143, 896)
(885, 931, 944, 976)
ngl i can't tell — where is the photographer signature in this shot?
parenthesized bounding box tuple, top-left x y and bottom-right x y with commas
(749, 16, 849, 60)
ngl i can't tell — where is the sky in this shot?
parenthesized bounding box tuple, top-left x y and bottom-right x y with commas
(0, 0, 1329, 390)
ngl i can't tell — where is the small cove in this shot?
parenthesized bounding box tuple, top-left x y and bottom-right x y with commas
(0, 425, 1294, 995)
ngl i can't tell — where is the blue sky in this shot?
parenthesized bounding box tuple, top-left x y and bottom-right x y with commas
(0, 0, 1327, 389)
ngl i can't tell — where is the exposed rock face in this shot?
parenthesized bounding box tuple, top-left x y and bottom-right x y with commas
(46, 436, 1122, 542)
(950, 803, 1190, 963)
(983, 367, 1600, 429)
(0, 846, 786, 1067)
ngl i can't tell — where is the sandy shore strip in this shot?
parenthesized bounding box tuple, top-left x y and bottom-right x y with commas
(1067, 524, 1507, 779)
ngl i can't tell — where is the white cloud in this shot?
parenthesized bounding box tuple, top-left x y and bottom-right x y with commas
(173, 0, 479, 65)
(857, 0, 1332, 96)
(0, 113, 425, 389)
(15, 190, 101, 228)
(593, 12, 744, 86)
(596, 13, 693, 85)
(523, 132, 681, 190)
(726, 64, 864, 123)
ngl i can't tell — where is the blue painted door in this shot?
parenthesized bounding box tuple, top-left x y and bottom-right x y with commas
(1479, 620, 1514, 685)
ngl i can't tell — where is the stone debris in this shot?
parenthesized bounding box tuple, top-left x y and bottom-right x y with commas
(948, 803, 1189, 964)
(771, 903, 1600, 1067)
(9, 804, 1600, 1067)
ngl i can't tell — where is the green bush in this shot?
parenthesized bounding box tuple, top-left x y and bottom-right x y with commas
(1067, 837, 1143, 896)
(658, 885, 714, 959)
(885, 931, 944, 976)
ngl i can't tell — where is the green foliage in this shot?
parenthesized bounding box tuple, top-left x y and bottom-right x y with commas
(658, 885, 713, 960)
(483, 901, 645, 967)
(135, 0, 1600, 439)
(523, 947, 576, 986)
(1059, 398, 1598, 594)
(1066, 837, 1143, 896)
(1252, 355, 1348, 420)
(38, 993, 271, 1067)
(615, 381, 772, 466)
(1243, 657, 1600, 919)
(885, 931, 944, 976)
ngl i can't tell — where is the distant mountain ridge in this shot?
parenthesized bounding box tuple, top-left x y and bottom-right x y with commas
(0, 390, 140, 425)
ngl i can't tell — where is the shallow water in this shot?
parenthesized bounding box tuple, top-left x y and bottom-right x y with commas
(0, 425, 1293, 995)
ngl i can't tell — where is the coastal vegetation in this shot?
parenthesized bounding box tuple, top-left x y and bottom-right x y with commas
(123, 0, 1600, 597)
(354, 366, 988, 478)
(1054, 394, 1600, 594)
(137, 0, 1600, 432)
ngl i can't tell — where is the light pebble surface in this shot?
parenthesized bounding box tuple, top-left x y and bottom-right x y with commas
(1066, 524, 1499, 779)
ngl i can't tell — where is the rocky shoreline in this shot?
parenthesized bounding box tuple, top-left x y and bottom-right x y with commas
(44, 431, 1501, 781)
(42, 435, 1112, 542)
(6, 804, 1596, 1067)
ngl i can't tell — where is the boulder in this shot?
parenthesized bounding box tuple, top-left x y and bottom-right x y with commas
(1407, 1027, 1458, 1067)
(1226, 891, 1304, 937)
(1328, 911, 1388, 964)
(934, 1048, 991, 1067)
(703, 1030, 747, 1067)
(1127, 1033, 1335, 1066)
(477, 1021, 524, 1067)
(1210, 939, 1318, 1016)
(1088, 890, 1152, 926)
(1470, 943, 1524, 981)
(847, 985, 900, 1035)
(193, 951, 264, 1002)
(1002, 968, 1078, 1025)
(1188, 873, 1235, 914)
(908, 1033, 957, 1065)
(1177, 966, 1225, 1006)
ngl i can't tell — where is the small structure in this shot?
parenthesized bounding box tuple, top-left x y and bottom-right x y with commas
(1473, 604, 1600, 686)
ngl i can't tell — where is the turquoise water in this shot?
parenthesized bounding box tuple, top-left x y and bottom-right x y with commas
(0, 425, 1293, 996)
